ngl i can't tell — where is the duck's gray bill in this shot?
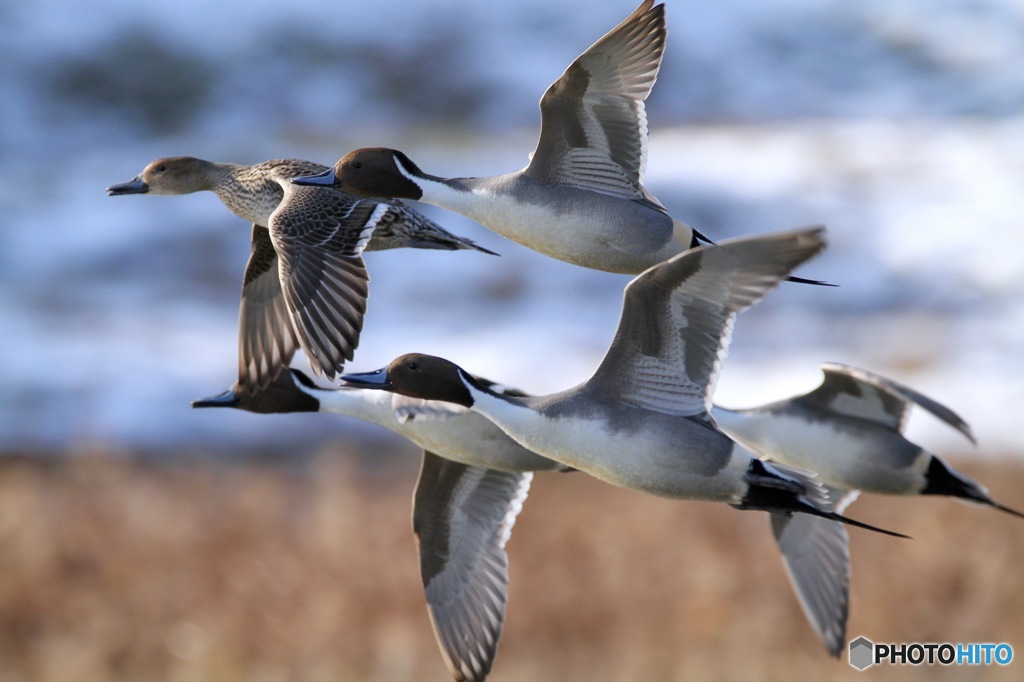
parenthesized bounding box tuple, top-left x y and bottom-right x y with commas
(340, 368, 392, 389)
(106, 177, 149, 195)
(191, 389, 240, 408)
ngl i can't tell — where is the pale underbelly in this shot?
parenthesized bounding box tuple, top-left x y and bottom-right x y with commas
(446, 195, 681, 274)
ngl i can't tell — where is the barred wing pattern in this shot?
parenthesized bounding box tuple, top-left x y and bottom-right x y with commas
(526, 0, 666, 206)
(414, 452, 532, 682)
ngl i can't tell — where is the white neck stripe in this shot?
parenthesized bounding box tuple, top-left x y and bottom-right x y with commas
(393, 154, 419, 183)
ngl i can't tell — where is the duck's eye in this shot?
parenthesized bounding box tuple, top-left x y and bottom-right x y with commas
(156, 164, 166, 172)
(407, 362, 418, 370)
(352, 162, 362, 169)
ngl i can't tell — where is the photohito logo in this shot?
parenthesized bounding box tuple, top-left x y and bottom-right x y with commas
(848, 636, 1014, 671)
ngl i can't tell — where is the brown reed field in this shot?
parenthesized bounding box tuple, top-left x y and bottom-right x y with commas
(1, 445, 1022, 681)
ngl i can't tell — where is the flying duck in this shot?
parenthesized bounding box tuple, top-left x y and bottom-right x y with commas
(295, 2, 823, 284)
(193, 367, 563, 681)
(713, 362, 1023, 518)
(108, 156, 494, 393)
(342, 229, 905, 655)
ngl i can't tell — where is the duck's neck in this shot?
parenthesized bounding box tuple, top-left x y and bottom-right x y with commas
(210, 162, 282, 226)
(463, 381, 546, 450)
(417, 171, 540, 245)
(311, 386, 400, 428)
(393, 158, 486, 210)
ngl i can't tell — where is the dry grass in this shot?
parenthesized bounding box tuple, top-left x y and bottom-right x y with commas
(0, 449, 1022, 681)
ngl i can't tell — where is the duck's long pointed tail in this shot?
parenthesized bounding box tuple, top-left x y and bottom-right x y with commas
(735, 459, 909, 538)
(690, 225, 835, 286)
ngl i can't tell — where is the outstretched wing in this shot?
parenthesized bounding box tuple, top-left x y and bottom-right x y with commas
(271, 189, 386, 380)
(770, 486, 858, 657)
(800, 363, 975, 444)
(237, 226, 299, 393)
(525, 1, 666, 206)
(413, 452, 532, 682)
(587, 229, 826, 417)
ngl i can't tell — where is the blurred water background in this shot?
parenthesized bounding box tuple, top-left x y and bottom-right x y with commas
(3, 0, 1023, 461)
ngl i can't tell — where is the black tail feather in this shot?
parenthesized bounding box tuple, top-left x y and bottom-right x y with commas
(809, 506, 910, 539)
(738, 459, 909, 538)
(691, 228, 714, 247)
(923, 457, 1024, 519)
(786, 274, 836, 287)
(991, 501, 1024, 519)
(690, 229, 834, 286)
(734, 497, 910, 539)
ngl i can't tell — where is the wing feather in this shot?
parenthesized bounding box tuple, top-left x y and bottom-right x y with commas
(414, 453, 532, 682)
(587, 229, 826, 416)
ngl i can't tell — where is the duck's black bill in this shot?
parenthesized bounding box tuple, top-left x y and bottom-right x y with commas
(106, 177, 149, 195)
(340, 368, 392, 389)
(291, 169, 337, 187)
(191, 389, 241, 408)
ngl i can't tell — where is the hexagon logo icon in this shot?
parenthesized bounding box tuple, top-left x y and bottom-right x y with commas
(849, 636, 875, 670)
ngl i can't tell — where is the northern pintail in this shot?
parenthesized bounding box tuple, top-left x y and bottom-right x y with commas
(342, 229, 904, 655)
(192, 368, 564, 682)
(293, 2, 825, 284)
(108, 157, 494, 393)
(196, 360, 849, 657)
(713, 363, 1023, 518)
(291, 1, 686, 273)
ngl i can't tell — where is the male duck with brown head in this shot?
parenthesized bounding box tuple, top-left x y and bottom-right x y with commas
(108, 156, 495, 394)
(193, 366, 563, 682)
(295, 1, 826, 284)
(344, 228, 905, 656)
(713, 363, 1024, 519)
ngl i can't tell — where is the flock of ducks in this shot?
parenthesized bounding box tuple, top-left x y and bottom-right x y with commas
(107, 2, 1020, 680)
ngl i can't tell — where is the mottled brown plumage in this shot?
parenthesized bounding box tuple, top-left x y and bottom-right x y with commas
(108, 156, 495, 392)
